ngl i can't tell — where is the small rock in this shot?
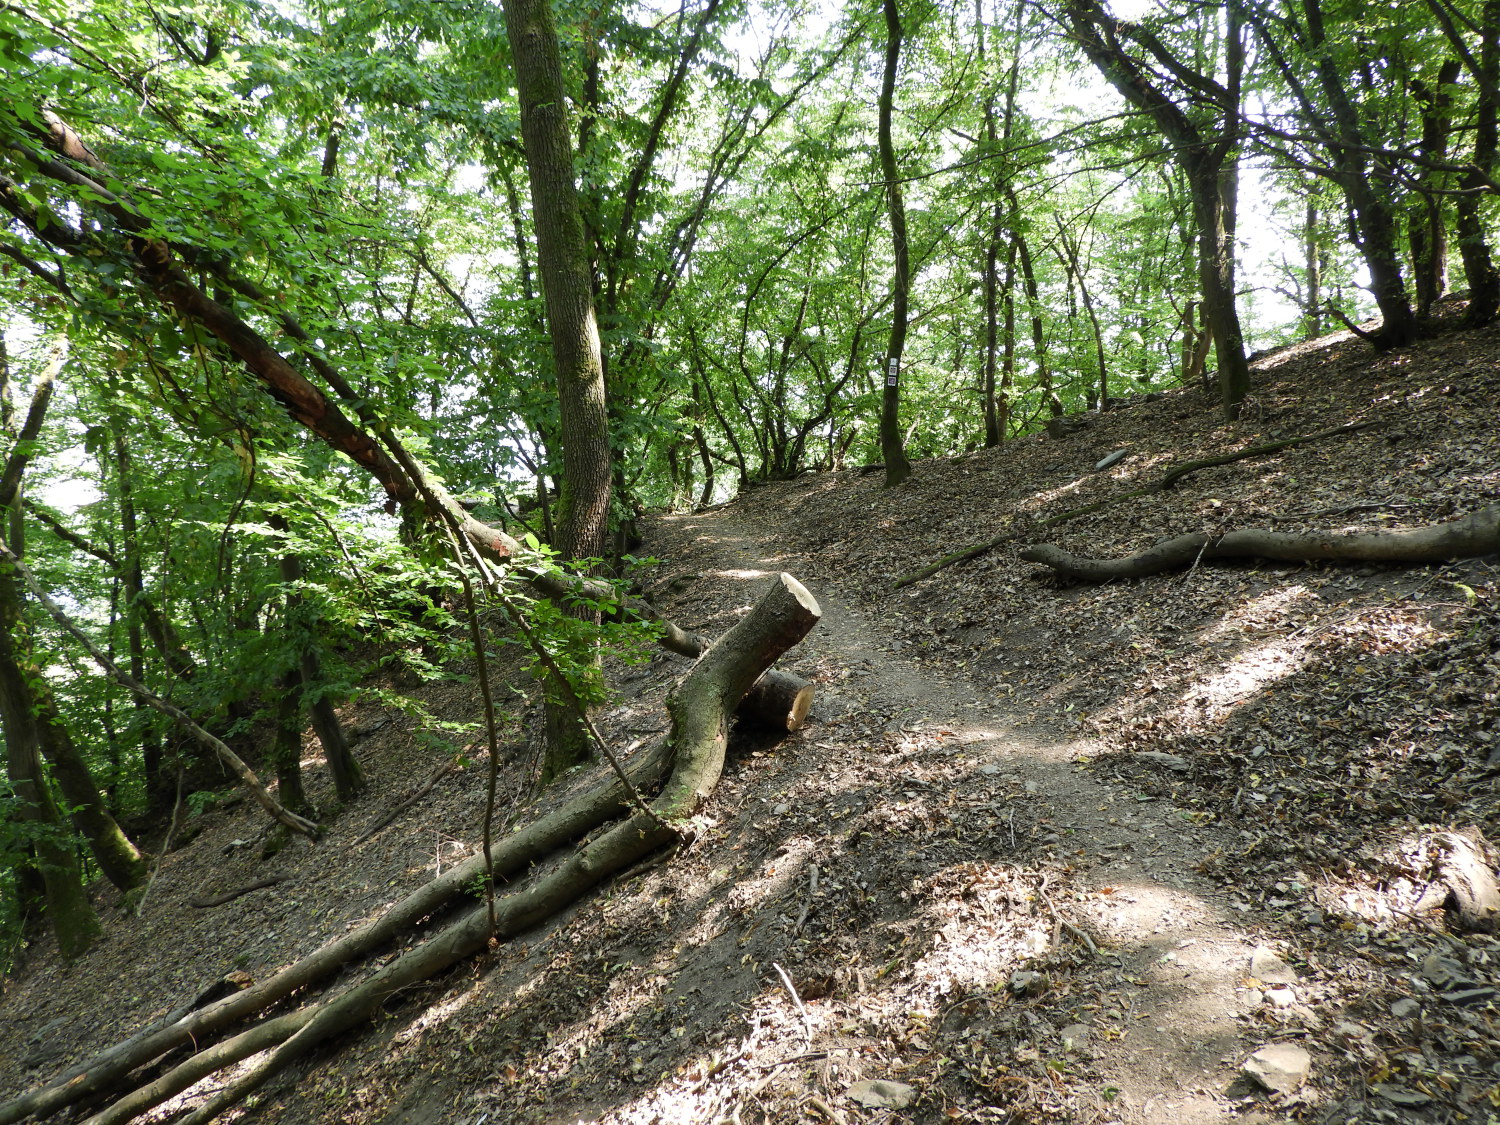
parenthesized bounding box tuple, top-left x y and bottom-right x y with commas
(1440, 987, 1496, 1006)
(1136, 750, 1190, 772)
(1242, 1044, 1311, 1094)
(1250, 946, 1298, 985)
(1370, 1083, 1431, 1107)
(1059, 1024, 1090, 1051)
(1266, 987, 1296, 1008)
(1094, 449, 1129, 471)
(1421, 951, 1472, 989)
(1008, 970, 1047, 997)
(847, 1079, 916, 1109)
(1333, 1020, 1370, 1041)
(772, 803, 790, 816)
(1390, 997, 1421, 1019)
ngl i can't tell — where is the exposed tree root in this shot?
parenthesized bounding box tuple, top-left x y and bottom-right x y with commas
(2, 574, 821, 1125)
(891, 420, 1384, 590)
(1018, 503, 1500, 582)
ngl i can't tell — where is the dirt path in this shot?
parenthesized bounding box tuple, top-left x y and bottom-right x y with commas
(654, 505, 1292, 1124)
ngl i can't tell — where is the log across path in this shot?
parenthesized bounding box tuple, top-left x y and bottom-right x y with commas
(651, 505, 1278, 1125)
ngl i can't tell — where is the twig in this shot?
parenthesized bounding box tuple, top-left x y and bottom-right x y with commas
(1035, 874, 1099, 957)
(794, 864, 819, 933)
(772, 962, 813, 1043)
(133, 767, 185, 917)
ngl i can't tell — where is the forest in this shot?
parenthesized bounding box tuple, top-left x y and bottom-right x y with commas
(2, 0, 1499, 1120)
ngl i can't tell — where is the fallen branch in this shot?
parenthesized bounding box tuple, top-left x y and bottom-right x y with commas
(353, 760, 460, 845)
(1156, 420, 1381, 490)
(1018, 503, 1500, 582)
(892, 419, 1384, 590)
(5, 575, 821, 1125)
(189, 877, 287, 909)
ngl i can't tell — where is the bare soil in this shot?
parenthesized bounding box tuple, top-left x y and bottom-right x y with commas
(2, 309, 1498, 1125)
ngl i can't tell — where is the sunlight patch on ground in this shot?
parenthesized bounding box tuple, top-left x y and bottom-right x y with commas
(391, 985, 485, 1046)
(1309, 832, 1440, 929)
(1200, 584, 1320, 640)
(1181, 637, 1309, 721)
(710, 567, 775, 580)
(1252, 329, 1355, 370)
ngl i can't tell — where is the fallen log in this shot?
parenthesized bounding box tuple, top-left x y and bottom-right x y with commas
(891, 419, 1385, 590)
(5, 574, 821, 1125)
(1018, 503, 1500, 582)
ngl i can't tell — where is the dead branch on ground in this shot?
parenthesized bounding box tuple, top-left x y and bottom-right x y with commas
(1, 574, 821, 1125)
(892, 420, 1384, 590)
(1018, 503, 1500, 582)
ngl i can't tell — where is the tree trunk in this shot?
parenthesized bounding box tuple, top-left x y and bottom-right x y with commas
(272, 666, 310, 817)
(1407, 62, 1460, 316)
(1303, 200, 1324, 337)
(0, 359, 145, 894)
(271, 517, 364, 801)
(501, 0, 615, 782)
(877, 0, 913, 487)
(1456, 0, 1500, 326)
(0, 685, 100, 961)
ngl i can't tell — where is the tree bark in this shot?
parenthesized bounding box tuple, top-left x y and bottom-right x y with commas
(500, 0, 615, 781)
(0, 357, 146, 894)
(877, 0, 913, 486)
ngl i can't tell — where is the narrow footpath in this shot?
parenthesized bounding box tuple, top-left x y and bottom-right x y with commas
(649, 503, 1294, 1125)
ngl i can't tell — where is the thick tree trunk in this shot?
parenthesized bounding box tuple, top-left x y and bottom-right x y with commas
(1407, 61, 1460, 317)
(272, 666, 309, 817)
(500, 0, 615, 782)
(0, 687, 100, 961)
(0, 358, 145, 894)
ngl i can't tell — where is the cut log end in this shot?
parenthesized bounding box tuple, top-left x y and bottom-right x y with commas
(738, 674, 816, 731)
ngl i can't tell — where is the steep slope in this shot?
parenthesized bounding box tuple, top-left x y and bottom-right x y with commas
(1, 313, 1496, 1125)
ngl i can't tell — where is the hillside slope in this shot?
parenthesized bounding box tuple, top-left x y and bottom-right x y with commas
(1, 314, 1497, 1125)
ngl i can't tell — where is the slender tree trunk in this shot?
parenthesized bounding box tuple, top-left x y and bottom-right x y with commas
(1457, 0, 1500, 326)
(1004, 189, 1062, 419)
(1408, 60, 1461, 316)
(270, 518, 364, 802)
(1054, 217, 1109, 410)
(272, 666, 310, 817)
(877, 0, 913, 487)
(500, 0, 614, 783)
(1303, 200, 1324, 337)
(1000, 240, 1016, 439)
(110, 420, 169, 812)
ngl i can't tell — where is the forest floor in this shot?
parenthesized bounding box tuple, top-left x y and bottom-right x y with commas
(2, 305, 1499, 1125)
